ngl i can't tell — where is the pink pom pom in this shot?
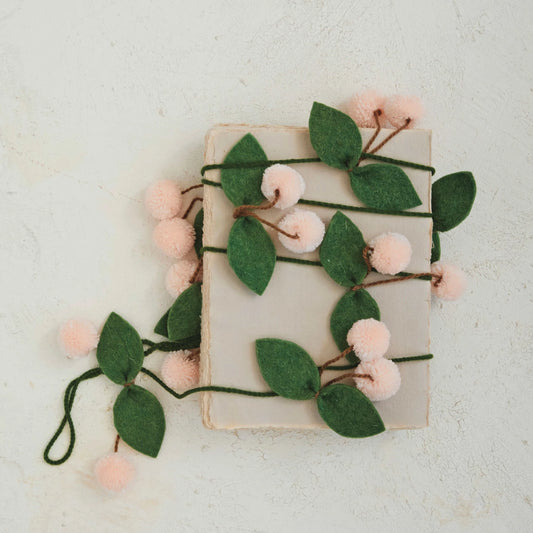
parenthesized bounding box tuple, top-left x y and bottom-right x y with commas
(430, 262, 467, 301)
(145, 180, 182, 220)
(347, 90, 386, 128)
(384, 95, 424, 128)
(165, 260, 198, 298)
(261, 164, 305, 209)
(354, 358, 401, 401)
(347, 318, 390, 361)
(369, 232, 412, 275)
(94, 453, 135, 493)
(153, 218, 195, 259)
(278, 209, 325, 253)
(161, 350, 200, 390)
(58, 319, 99, 359)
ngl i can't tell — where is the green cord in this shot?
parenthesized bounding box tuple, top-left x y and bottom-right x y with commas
(200, 180, 432, 218)
(325, 353, 433, 370)
(43, 368, 103, 465)
(200, 154, 435, 176)
(140, 368, 278, 398)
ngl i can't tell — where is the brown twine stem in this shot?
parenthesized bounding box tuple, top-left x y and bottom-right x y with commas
(189, 258, 203, 284)
(114, 434, 120, 453)
(352, 272, 433, 291)
(320, 372, 355, 390)
(363, 245, 373, 275)
(181, 184, 204, 194)
(233, 190, 280, 218)
(319, 346, 353, 376)
(182, 197, 203, 219)
(361, 110, 383, 154)
(369, 117, 411, 154)
(244, 213, 299, 239)
(354, 373, 374, 381)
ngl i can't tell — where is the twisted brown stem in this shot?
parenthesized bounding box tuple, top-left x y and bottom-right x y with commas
(369, 118, 411, 154)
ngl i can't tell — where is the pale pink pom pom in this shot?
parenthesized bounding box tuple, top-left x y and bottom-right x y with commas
(278, 209, 325, 254)
(261, 164, 305, 209)
(347, 318, 390, 361)
(347, 90, 386, 128)
(384, 95, 424, 128)
(153, 218, 195, 259)
(430, 261, 467, 301)
(94, 453, 135, 493)
(145, 180, 182, 220)
(165, 260, 198, 298)
(161, 350, 200, 390)
(369, 232, 412, 275)
(354, 358, 401, 401)
(58, 319, 99, 359)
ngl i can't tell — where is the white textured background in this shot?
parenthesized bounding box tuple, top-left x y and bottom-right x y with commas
(1, 1, 532, 532)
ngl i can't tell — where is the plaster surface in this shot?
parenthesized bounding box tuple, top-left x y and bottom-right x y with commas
(0, 1, 531, 532)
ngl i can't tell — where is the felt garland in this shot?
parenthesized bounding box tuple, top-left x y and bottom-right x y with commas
(43, 95, 478, 485)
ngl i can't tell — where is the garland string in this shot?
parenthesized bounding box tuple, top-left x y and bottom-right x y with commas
(201, 246, 432, 278)
(201, 180, 432, 218)
(200, 153, 435, 176)
(43, 367, 103, 465)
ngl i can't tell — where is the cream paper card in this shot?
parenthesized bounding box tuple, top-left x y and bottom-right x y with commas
(200, 125, 432, 430)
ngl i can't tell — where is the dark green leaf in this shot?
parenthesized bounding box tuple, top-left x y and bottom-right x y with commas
(96, 312, 144, 385)
(349, 164, 422, 210)
(330, 290, 380, 352)
(193, 208, 204, 257)
(113, 385, 165, 457)
(255, 338, 320, 399)
(227, 217, 276, 295)
(167, 282, 202, 341)
(317, 384, 385, 438)
(320, 211, 367, 287)
(154, 309, 170, 337)
(432, 171, 476, 231)
(220, 133, 267, 206)
(309, 102, 362, 170)
(431, 231, 441, 263)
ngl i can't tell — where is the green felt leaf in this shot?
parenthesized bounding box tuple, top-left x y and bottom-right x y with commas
(96, 312, 144, 385)
(330, 290, 380, 352)
(113, 385, 165, 457)
(154, 309, 170, 337)
(167, 283, 202, 341)
(320, 211, 367, 287)
(432, 171, 476, 232)
(227, 217, 276, 295)
(255, 338, 320, 400)
(349, 164, 422, 210)
(220, 133, 267, 206)
(309, 102, 362, 170)
(431, 231, 441, 263)
(317, 384, 385, 438)
(193, 208, 204, 257)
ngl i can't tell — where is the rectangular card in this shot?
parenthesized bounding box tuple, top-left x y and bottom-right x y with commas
(200, 125, 432, 430)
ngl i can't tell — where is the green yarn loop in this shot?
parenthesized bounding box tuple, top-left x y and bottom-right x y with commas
(43, 367, 103, 466)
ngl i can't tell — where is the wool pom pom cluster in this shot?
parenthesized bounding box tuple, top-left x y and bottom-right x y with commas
(368, 232, 412, 275)
(94, 453, 135, 493)
(58, 319, 99, 359)
(261, 164, 305, 209)
(430, 261, 467, 301)
(161, 350, 200, 390)
(346, 318, 400, 401)
(348, 90, 423, 129)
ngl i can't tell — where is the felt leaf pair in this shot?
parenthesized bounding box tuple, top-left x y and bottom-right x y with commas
(255, 339, 385, 438)
(430, 171, 476, 262)
(154, 282, 202, 345)
(320, 211, 381, 359)
(220, 134, 277, 295)
(309, 102, 422, 211)
(97, 313, 165, 458)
